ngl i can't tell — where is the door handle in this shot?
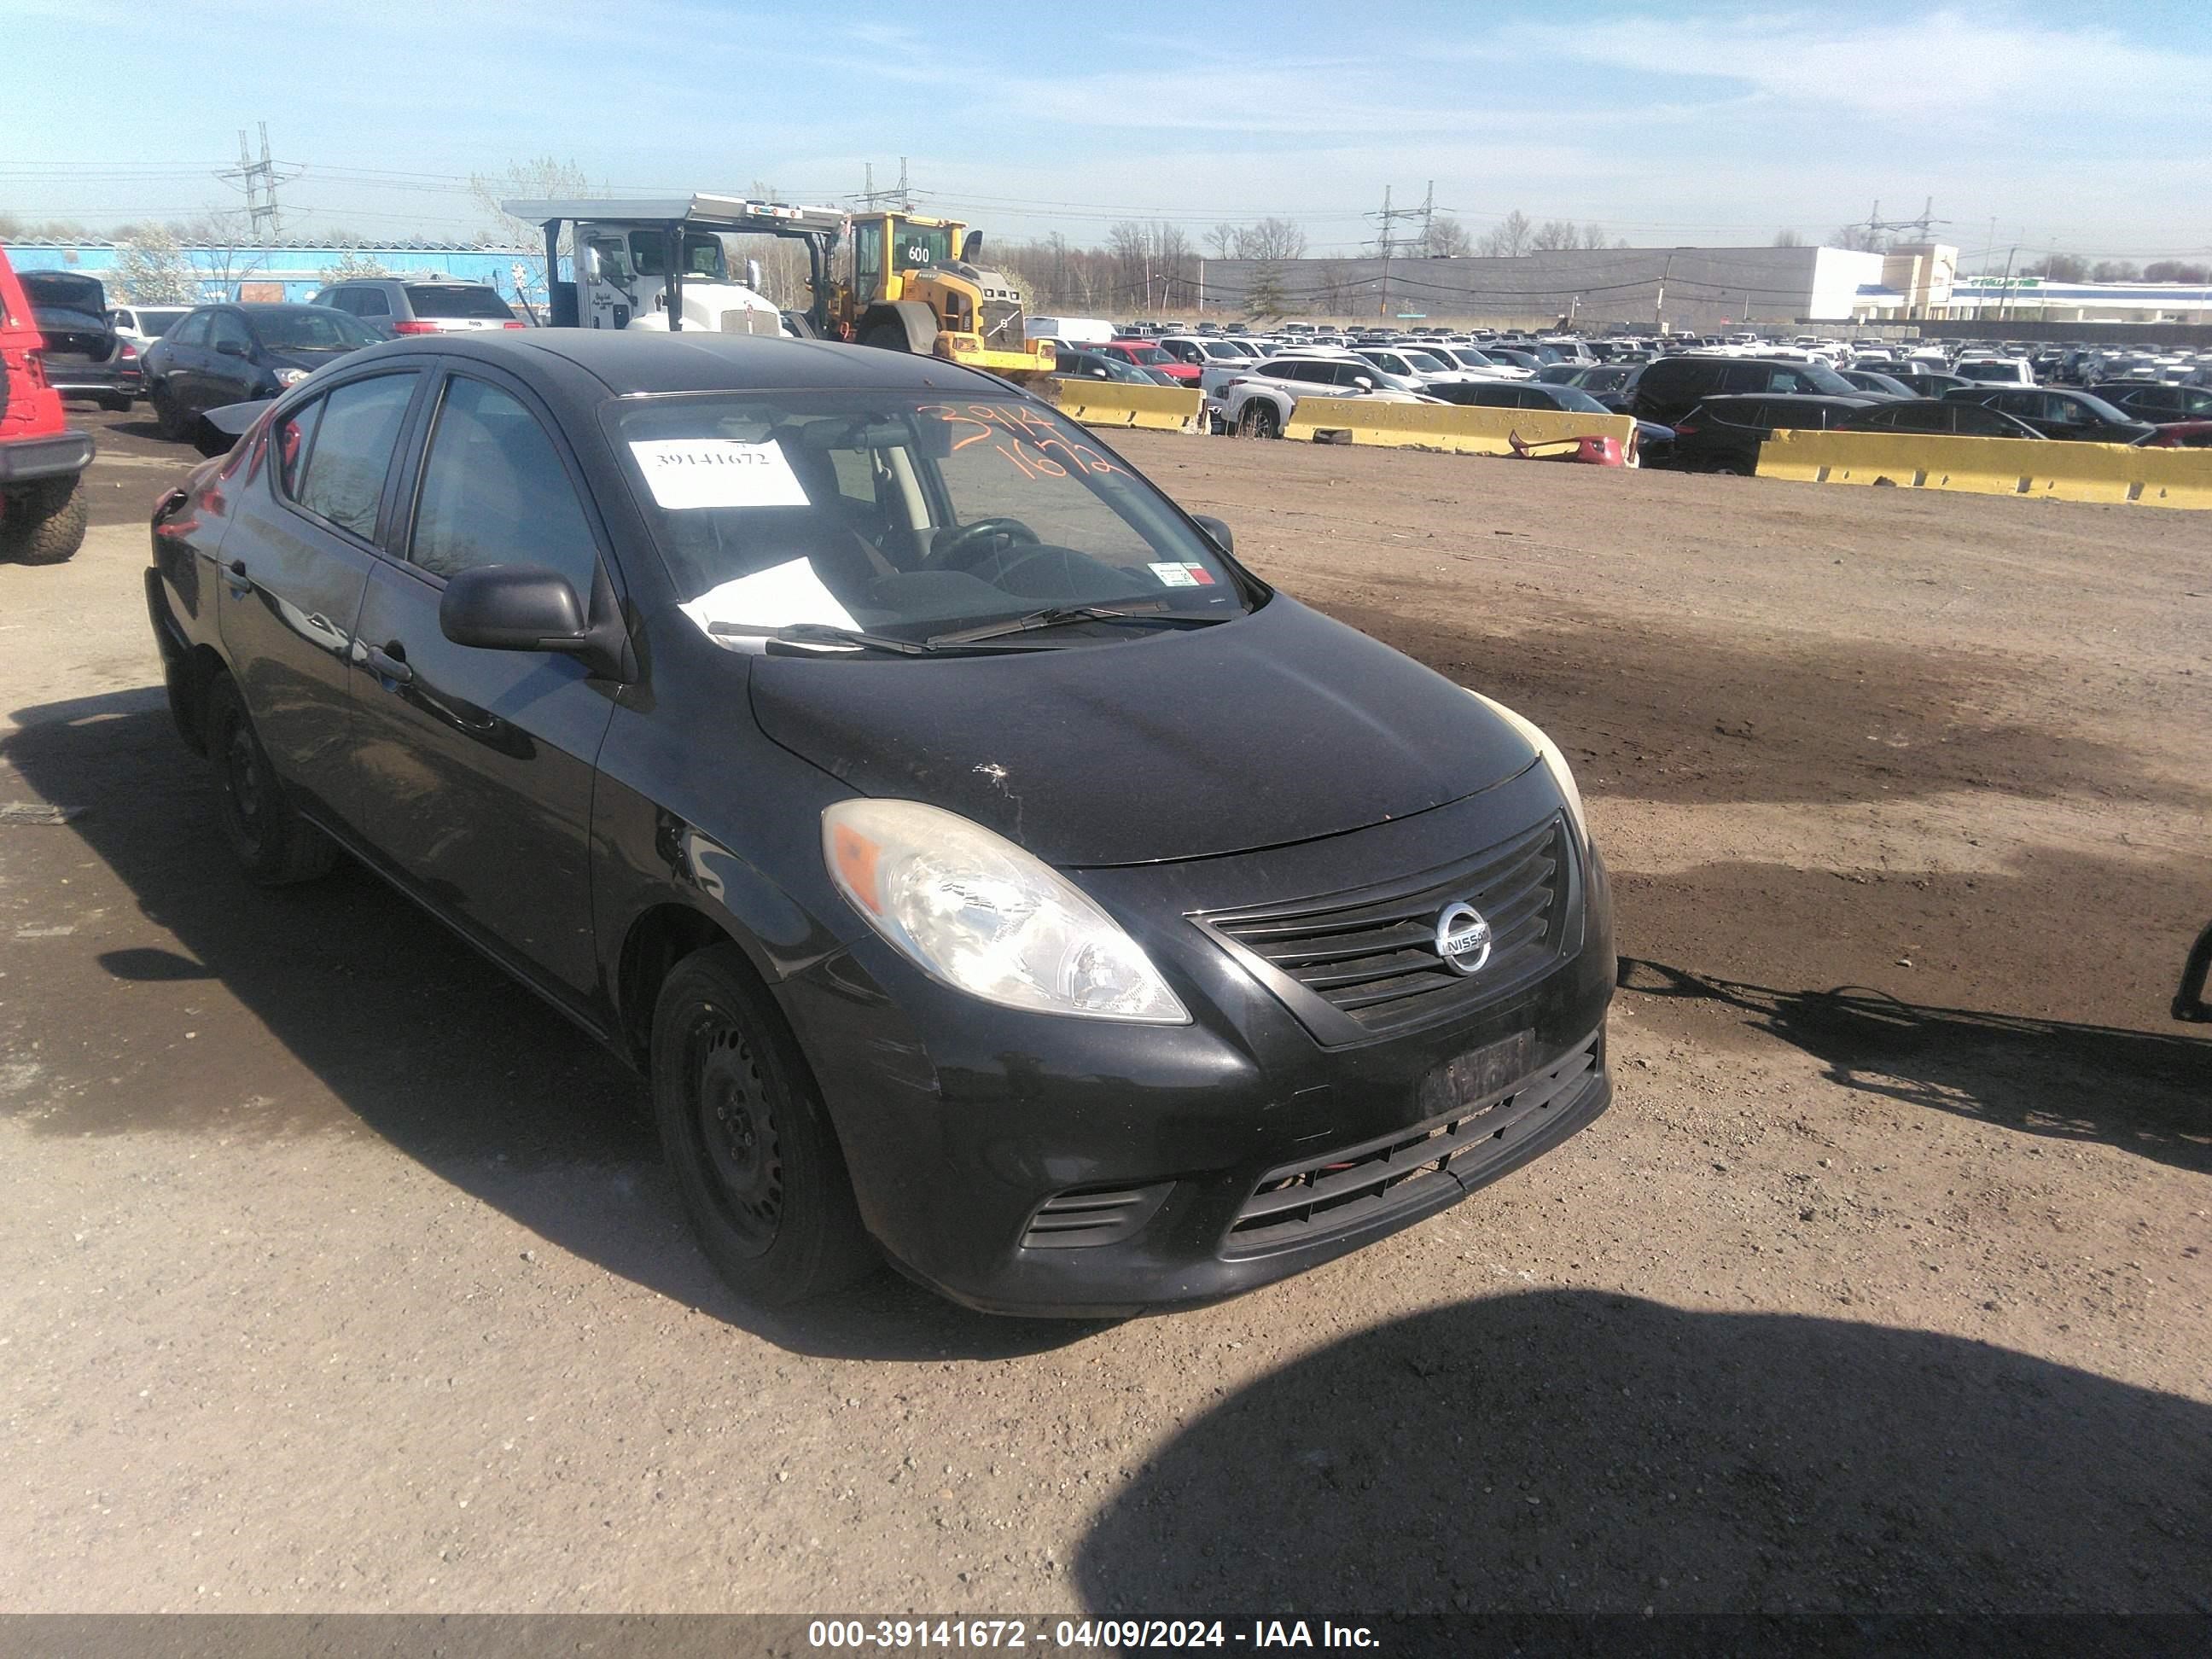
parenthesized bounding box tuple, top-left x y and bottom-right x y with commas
(364, 642, 413, 685)
(228, 558, 247, 578)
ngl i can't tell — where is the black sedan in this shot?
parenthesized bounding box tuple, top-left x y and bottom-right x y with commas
(1869, 368, 1972, 399)
(1835, 399, 2046, 439)
(2086, 381, 2212, 425)
(1668, 393, 1877, 474)
(144, 332, 1615, 1318)
(1941, 386, 2156, 444)
(143, 303, 378, 439)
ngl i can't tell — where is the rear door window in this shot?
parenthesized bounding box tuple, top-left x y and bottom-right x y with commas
(356, 289, 392, 317)
(288, 373, 421, 538)
(209, 313, 253, 354)
(410, 375, 603, 600)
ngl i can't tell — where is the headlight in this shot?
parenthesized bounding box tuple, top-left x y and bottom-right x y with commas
(1464, 688, 1591, 850)
(273, 367, 311, 387)
(823, 799, 1190, 1024)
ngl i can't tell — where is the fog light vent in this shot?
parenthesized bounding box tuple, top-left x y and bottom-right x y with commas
(1020, 1182, 1173, 1249)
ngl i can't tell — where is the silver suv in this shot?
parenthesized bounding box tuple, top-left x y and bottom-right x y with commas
(1215, 354, 1436, 437)
(308, 278, 523, 337)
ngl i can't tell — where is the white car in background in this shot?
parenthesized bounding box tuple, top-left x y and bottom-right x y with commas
(1214, 353, 1439, 438)
(109, 304, 191, 354)
(1953, 355, 2036, 386)
(1425, 344, 1534, 381)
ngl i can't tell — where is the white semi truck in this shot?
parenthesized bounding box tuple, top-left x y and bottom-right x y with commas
(504, 195, 848, 338)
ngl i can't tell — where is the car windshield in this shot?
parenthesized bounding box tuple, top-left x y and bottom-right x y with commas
(1400, 351, 1451, 372)
(611, 392, 1253, 646)
(252, 308, 377, 352)
(1548, 387, 1612, 414)
(2071, 393, 2137, 423)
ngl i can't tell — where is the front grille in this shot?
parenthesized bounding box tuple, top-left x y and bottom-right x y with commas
(978, 300, 1025, 350)
(1203, 816, 1570, 1041)
(1223, 1032, 1602, 1256)
(1020, 1182, 1173, 1249)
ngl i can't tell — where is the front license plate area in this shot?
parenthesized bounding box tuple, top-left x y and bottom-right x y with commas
(1420, 1028, 1534, 1118)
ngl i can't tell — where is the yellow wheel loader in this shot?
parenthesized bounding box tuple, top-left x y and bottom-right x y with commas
(835, 212, 1055, 380)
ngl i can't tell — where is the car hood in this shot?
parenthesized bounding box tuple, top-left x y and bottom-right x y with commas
(748, 595, 1538, 867)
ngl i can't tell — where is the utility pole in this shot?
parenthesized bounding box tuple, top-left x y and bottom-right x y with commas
(898, 156, 911, 212)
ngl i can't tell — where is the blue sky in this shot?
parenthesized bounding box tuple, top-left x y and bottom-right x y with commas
(9, 1, 2210, 264)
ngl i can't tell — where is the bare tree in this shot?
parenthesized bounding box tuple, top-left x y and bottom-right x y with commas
(1476, 210, 1534, 257)
(1204, 222, 1241, 259)
(178, 208, 267, 299)
(1579, 222, 1611, 250)
(1831, 224, 1887, 252)
(1773, 228, 1804, 247)
(469, 155, 596, 250)
(2025, 252, 2088, 282)
(1231, 217, 1307, 262)
(1314, 259, 1360, 312)
(1530, 218, 1579, 252)
(2089, 259, 2139, 282)
(2145, 259, 2212, 283)
(1424, 216, 1471, 257)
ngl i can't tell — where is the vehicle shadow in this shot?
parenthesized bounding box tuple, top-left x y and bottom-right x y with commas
(1074, 1289, 2212, 1615)
(2, 690, 1100, 1363)
(1617, 957, 2211, 1173)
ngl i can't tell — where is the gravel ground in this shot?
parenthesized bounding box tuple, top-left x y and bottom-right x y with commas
(1, 407, 2207, 1615)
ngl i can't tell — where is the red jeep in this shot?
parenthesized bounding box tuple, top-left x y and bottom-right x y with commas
(0, 247, 95, 563)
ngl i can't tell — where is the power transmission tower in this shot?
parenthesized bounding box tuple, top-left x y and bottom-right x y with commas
(1839, 195, 1950, 251)
(218, 121, 289, 244)
(1366, 185, 1422, 317)
(1418, 180, 1435, 259)
(854, 158, 917, 214)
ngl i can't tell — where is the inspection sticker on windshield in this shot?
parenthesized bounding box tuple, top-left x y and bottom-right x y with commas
(630, 439, 810, 509)
(1149, 562, 1214, 588)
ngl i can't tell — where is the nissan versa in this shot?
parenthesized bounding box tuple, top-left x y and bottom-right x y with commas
(144, 332, 1614, 1317)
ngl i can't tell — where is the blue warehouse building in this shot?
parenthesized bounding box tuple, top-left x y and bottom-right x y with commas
(0, 237, 559, 314)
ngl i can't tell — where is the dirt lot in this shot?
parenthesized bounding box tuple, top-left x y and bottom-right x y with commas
(3, 408, 2209, 1616)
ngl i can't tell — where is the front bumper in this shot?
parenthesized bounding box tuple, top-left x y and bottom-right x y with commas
(779, 768, 1616, 1316)
(0, 429, 95, 486)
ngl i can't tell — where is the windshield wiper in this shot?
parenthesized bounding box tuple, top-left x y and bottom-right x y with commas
(713, 620, 939, 656)
(925, 602, 1227, 648)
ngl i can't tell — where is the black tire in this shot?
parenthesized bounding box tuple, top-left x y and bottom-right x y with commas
(861, 321, 914, 352)
(1238, 400, 1282, 439)
(651, 944, 875, 1307)
(98, 393, 131, 413)
(151, 384, 194, 442)
(0, 477, 88, 565)
(202, 674, 337, 885)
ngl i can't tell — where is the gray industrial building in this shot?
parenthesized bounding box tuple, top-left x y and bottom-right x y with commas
(1196, 243, 1944, 330)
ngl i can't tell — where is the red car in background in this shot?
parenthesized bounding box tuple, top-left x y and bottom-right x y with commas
(0, 247, 94, 563)
(2132, 421, 2212, 449)
(1095, 339, 1201, 383)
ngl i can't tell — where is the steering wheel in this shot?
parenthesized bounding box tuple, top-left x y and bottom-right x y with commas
(929, 517, 1040, 573)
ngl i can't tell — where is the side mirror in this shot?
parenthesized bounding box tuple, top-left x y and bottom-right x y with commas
(1090, 368, 1109, 379)
(960, 231, 982, 262)
(583, 247, 602, 280)
(745, 258, 764, 292)
(439, 564, 588, 653)
(1190, 514, 1234, 554)
(1353, 375, 1376, 391)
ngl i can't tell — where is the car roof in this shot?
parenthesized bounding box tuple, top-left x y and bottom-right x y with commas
(348, 329, 1012, 396)
(1703, 392, 1876, 405)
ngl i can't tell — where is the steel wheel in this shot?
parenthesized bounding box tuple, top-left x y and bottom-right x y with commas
(684, 1012, 783, 1254)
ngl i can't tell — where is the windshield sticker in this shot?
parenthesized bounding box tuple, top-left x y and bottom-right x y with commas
(630, 439, 810, 509)
(679, 557, 859, 639)
(1149, 562, 1200, 588)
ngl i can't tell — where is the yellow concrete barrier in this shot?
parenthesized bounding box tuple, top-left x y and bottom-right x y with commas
(1051, 380, 1205, 433)
(1282, 398, 1638, 457)
(1757, 429, 2212, 509)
